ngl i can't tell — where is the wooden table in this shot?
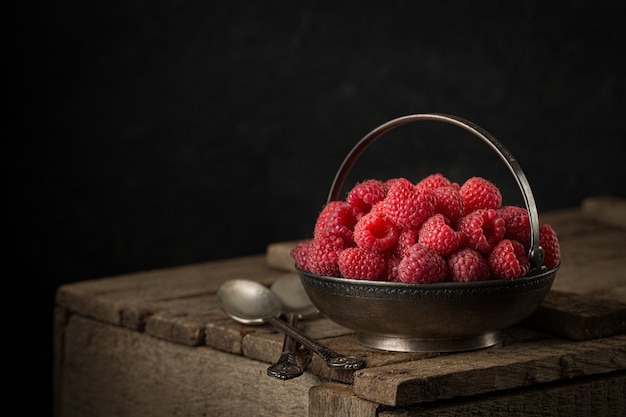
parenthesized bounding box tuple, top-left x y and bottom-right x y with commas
(54, 197, 626, 417)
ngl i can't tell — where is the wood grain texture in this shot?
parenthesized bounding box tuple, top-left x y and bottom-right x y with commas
(523, 290, 626, 340)
(582, 196, 626, 230)
(55, 254, 282, 328)
(377, 372, 626, 417)
(352, 335, 626, 406)
(309, 383, 382, 417)
(58, 315, 322, 417)
(266, 240, 302, 272)
(550, 229, 626, 300)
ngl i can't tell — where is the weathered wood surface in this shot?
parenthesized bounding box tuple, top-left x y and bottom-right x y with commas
(58, 314, 322, 417)
(582, 195, 626, 230)
(352, 334, 626, 406)
(266, 239, 302, 272)
(524, 290, 626, 340)
(311, 373, 626, 417)
(55, 254, 283, 329)
(54, 197, 626, 417)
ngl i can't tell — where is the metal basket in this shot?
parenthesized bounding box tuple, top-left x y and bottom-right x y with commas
(297, 113, 558, 353)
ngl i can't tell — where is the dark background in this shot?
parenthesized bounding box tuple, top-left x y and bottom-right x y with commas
(9, 0, 626, 415)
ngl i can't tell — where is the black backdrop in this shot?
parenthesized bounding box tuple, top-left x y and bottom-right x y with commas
(9, 1, 626, 414)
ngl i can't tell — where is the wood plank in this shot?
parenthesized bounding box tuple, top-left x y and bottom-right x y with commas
(309, 383, 382, 417)
(550, 229, 626, 300)
(378, 372, 626, 417)
(538, 207, 604, 238)
(582, 196, 626, 230)
(58, 314, 323, 417)
(141, 294, 223, 346)
(53, 307, 69, 417)
(351, 335, 626, 407)
(55, 254, 283, 328)
(266, 240, 302, 272)
(523, 290, 626, 340)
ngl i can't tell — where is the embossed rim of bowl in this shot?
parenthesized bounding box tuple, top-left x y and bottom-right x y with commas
(297, 265, 558, 352)
(298, 266, 558, 301)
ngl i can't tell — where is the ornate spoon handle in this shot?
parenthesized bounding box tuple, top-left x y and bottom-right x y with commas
(267, 314, 304, 380)
(267, 316, 365, 370)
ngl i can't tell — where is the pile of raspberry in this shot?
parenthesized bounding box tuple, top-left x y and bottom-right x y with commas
(291, 174, 561, 283)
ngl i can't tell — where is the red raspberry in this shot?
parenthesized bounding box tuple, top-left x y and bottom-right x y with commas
(417, 214, 464, 257)
(313, 201, 358, 246)
(395, 226, 420, 257)
(540, 224, 561, 269)
(488, 239, 530, 279)
(397, 244, 448, 284)
(447, 247, 490, 282)
(415, 173, 451, 192)
(497, 206, 531, 250)
(384, 254, 402, 282)
(338, 247, 386, 280)
(290, 240, 311, 271)
(457, 209, 506, 254)
(432, 185, 465, 225)
(346, 179, 387, 219)
(382, 178, 436, 228)
(306, 233, 344, 277)
(460, 176, 502, 213)
(383, 178, 403, 192)
(353, 210, 399, 253)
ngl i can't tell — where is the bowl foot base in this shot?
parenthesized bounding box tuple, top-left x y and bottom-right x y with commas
(357, 330, 502, 353)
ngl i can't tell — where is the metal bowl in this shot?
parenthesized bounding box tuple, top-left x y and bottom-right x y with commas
(298, 267, 557, 352)
(297, 113, 559, 352)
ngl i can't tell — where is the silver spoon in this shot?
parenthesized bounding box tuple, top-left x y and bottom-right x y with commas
(267, 273, 319, 380)
(216, 279, 365, 370)
(270, 272, 319, 319)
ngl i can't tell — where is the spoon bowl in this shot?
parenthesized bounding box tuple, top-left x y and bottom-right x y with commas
(217, 279, 282, 324)
(270, 273, 318, 318)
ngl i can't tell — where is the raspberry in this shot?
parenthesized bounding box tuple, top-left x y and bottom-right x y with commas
(488, 239, 530, 279)
(417, 214, 463, 257)
(397, 244, 448, 284)
(307, 172, 537, 283)
(540, 224, 561, 269)
(415, 173, 451, 192)
(353, 210, 399, 253)
(383, 178, 403, 191)
(497, 206, 531, 250)
(460, 176, 502, 213)
(432, 185, 465, 225)
(457, 209, 506, 254)
(306, 233, 344, 277)
(346, 179, 387, 219)
(338, 247, 386, 280)
(290, 240, 311, 270)
(395, 227, 420, 257)
(313, 201, 358, 246)
(382, 178, 436, 228)
(384, 254, 402, 282)
(447, 247, 490, 282)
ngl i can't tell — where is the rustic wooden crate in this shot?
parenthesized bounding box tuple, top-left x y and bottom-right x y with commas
(54, 197, 626, 417)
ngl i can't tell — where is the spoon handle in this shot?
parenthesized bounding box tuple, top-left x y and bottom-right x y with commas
(266, 313, 304, 380)
(267, 316, 365, 370)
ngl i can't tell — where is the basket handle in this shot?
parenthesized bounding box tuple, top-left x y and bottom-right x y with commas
(327, 113, 546, 274)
